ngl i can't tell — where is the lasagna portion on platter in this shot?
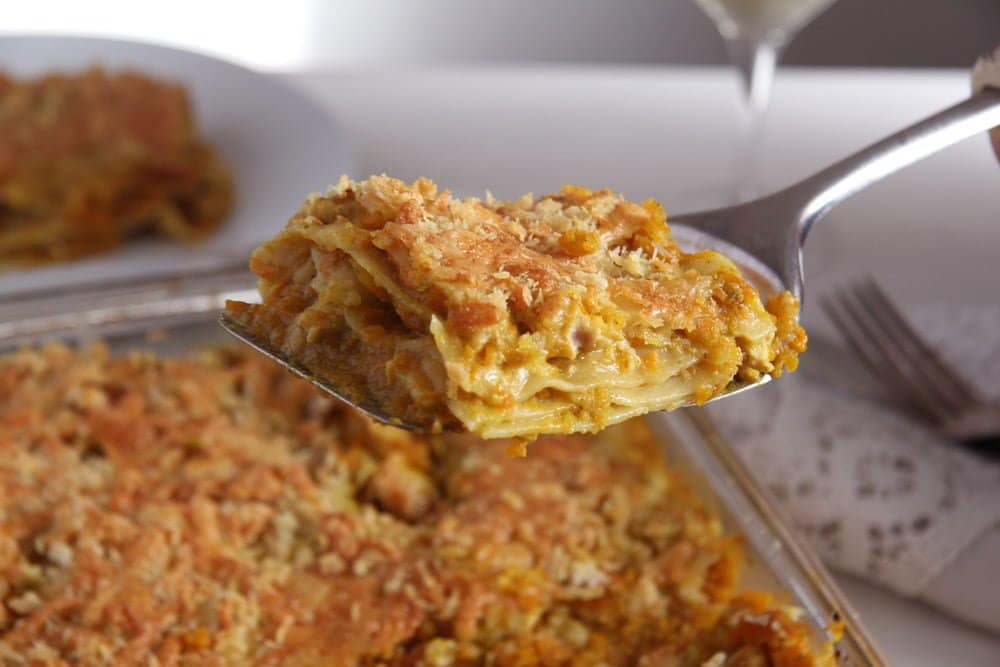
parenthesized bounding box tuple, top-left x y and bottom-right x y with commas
(0, 67, 232, 267)
(0, 343, 832, 665)
(227, 175, 805, 439)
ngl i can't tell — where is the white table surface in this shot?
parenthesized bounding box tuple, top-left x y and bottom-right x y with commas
(285, 65, 1000, 666)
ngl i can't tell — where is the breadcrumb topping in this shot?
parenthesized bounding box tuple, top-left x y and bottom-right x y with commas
(0, 344, 830, 665)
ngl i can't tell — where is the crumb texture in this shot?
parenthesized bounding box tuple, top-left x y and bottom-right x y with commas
(0, 344, 828, 665)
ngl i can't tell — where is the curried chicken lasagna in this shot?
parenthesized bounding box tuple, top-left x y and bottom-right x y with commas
(227, 176, 805, 440)
(0, 68, 232, 267)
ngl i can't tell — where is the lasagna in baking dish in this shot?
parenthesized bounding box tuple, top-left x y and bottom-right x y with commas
(227, 176, 805, 439)
(0, 344, 833, 665)
(0, 68, 232, 267)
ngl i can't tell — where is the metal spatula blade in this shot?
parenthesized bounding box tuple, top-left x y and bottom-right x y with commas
(220, 311, 771, 433)
(219, 312, 424, 430)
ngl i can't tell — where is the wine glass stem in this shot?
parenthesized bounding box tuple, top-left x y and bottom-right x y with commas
(726, 36, 783, 201)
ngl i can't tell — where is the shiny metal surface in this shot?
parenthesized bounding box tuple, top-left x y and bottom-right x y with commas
(672, 86, 1000, 301)
(218, 312, 429, 431)
(823, 277, 1000, 450)
(798, 334, 896, 405)
(0, 264, 256, 350)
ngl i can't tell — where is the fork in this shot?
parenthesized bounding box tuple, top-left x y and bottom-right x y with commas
(821, 278, 1000, 452)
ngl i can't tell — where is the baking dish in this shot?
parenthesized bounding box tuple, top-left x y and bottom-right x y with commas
(0, 287, 887, 666)
(647, 410, 886, 666)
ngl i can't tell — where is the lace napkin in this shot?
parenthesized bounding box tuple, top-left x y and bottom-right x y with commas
(707, 304, 1000, 634)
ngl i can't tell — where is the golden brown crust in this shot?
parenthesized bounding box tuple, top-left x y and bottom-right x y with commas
(0, 68, 232, 267)
(229, 176, 805, 439)
(766, 291, 808, 377)
(0, 344, 831, 666)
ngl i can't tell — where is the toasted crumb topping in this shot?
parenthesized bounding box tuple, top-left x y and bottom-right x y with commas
(0, 344, 830, 665)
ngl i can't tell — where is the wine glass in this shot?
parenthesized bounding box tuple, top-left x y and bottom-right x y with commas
(694, 0, 837, 201)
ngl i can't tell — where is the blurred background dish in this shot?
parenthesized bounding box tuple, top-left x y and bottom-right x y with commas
(0, 35, 353, 297)
(0, 68, 234, 268)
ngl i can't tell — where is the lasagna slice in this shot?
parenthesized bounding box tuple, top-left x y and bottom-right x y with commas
(227, 175, 805, 439)
(0, 68, 232, 267)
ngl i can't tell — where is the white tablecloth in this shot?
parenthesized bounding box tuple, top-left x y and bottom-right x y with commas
(285, 65, 1000, 666)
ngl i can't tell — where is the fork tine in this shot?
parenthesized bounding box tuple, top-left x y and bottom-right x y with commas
(822, 288, 952, 425)
(857, 278, 983, 405)
(820, 296, 896, 390)
(845, 280, 966, 418)
(825, 279, 1000, 448)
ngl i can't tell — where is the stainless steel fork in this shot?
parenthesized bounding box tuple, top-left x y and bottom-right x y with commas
(821, 278, 1000, 450)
